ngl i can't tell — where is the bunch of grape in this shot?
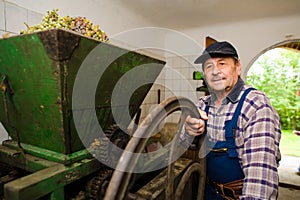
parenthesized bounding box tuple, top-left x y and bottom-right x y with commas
(20, 9, 109, 42)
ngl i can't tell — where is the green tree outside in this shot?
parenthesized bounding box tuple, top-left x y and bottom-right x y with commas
(246, 48, 300, 130)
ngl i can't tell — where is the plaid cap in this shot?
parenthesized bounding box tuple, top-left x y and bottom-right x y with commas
(194, 41, 238, 64)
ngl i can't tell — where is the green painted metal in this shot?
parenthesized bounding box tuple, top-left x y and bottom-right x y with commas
(0, 144, 56, 173)
(0, 29, 165, 157)
(4, 158, 102, 200)
(2, 140, 91, 166)
(49, 188, 64, 200)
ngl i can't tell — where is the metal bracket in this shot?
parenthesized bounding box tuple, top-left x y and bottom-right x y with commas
(1, 74, 14, 95)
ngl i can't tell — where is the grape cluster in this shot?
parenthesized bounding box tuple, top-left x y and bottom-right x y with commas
(20, 9, 109, 42)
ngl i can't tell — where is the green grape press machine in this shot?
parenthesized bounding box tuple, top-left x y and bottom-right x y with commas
(0, 29, 205, 200)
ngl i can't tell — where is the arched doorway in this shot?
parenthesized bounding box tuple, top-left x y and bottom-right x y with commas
(245, 39, 300, 73)
(245, 39, 300, 197)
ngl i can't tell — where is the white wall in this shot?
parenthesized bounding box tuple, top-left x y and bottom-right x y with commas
(182, 14, 300, 78)
(160, 14, 300, 125)
(1, 0, 154, 35)
(0, 0, 42, 36)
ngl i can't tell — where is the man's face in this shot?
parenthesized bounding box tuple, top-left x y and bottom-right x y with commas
(203, 57, 241, 94)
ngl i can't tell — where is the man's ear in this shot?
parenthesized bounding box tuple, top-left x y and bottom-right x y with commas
(236, 59, 242, 75)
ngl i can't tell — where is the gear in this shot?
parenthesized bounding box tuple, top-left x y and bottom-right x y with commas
(105, 124, 131, 149)
(93, 124, 131, 168)
(86, 169, 113, 200)
(82, 125, 131, 199)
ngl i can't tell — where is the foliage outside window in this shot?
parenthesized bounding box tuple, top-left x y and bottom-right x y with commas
(246, 48, 300, 130)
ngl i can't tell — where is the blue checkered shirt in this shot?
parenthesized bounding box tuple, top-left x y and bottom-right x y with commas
(180, 78, 281, 199)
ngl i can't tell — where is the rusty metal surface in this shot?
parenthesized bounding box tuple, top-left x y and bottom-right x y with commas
(175, 162, 205, 200)
(37, 29, 80, 61)
(134, 158, 192, 199)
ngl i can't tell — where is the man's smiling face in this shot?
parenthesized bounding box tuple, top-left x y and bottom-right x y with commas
(203, 57, 241, 95)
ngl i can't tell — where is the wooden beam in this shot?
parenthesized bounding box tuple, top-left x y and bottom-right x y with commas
(205, 36, 218, 48)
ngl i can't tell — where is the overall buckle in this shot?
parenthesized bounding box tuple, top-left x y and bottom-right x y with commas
(208, 147, 228, 153)
(207, 178, 243, 200)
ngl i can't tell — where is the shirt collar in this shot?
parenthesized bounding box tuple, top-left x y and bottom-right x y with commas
(205, 77, 245, 105)
(226, 77, 245, 103)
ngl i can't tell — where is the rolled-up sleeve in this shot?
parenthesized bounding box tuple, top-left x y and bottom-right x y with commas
(178, 124, 195, 149)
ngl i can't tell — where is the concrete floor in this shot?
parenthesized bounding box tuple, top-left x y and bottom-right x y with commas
(278, 187, 300, 200)
(278, 155, 300, 199)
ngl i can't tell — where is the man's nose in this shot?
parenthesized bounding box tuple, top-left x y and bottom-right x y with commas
(212, 65, 221, 75)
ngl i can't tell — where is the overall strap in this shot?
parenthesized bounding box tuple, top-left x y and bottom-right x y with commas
(203, 88, 255, 139)
(230, 88, 255, 131)
(225, 88, 255, 157)
(205, 104, 209, 114)
(203, 105, 209, 136)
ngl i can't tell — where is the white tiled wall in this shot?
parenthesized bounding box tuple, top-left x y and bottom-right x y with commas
(0, 0, 42, 37)
(165, 56, 203, 100)
(0, 1, 5, 31)
(27, 9, 43, 27)
(5, 2, 27, 33)
(139, 55, 204, 124)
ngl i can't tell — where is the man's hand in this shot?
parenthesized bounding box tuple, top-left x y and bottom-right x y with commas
(185, 110, 208, 136)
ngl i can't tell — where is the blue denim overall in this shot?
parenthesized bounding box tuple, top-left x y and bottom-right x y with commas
(204, 88, 254, 199)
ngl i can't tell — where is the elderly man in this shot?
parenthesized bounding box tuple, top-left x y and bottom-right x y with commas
(181, 41, 281, 199)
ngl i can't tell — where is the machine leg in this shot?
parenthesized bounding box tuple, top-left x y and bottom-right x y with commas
(50, 188, 65, 200)
(3, 158, 101, 200)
